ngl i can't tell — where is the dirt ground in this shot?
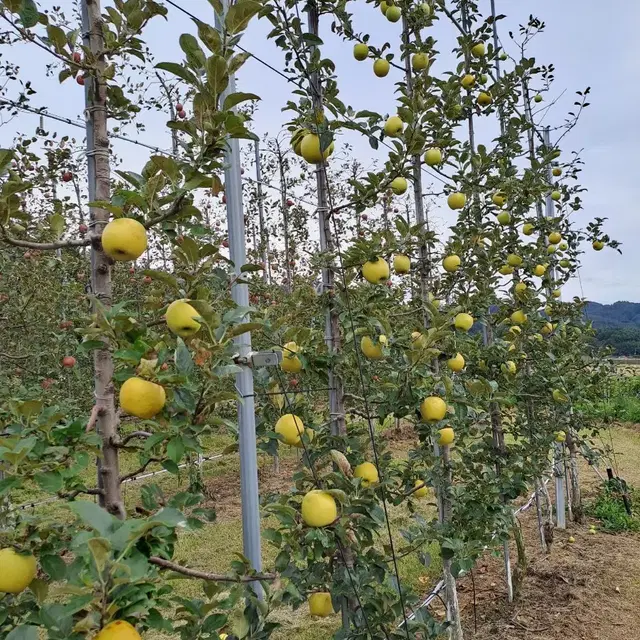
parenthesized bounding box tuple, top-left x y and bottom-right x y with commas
(453, 430, 640, 640)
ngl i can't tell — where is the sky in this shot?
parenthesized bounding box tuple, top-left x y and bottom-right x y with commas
(1, 0, 639, 304)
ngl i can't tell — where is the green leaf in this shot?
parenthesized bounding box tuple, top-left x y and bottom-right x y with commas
(153, 507, 187, 527)
(196, 20, 221, 53)
(0, 475, 20, 495)
(46, 24, 67, 52)
(77, 340, 106, 354)
(205, 55, 228, 97)
(224, 0, 261, 35)
(228, 52, 251, 75)
(34, 471, 63, 493)
(142, 269, 180, 291)
(166, 437, 185, 464)
(49, 213, 65, 238)
(240, 263, 263, 273)
(205, 0, 223, 15)
(7, 626, 38, 640)
(70, 501, 115, 537)
(19, 0, 38, 28)
(230, 609, 251, 639)
(222, 92, 260, 111)
(17, 399, 42, 417)
(161, 459, 180, 475)
(180, 33, 206, 68)
(29, 578, 49, 604)
(40, 554, 67, 581)
(87, 538, 111, 572)
(227, 322, 262, 338)
(87, 201, 124, 217)
(175, 338, 194, 375)
(176, 236, 200, 264)
(150, 155, 181, 182)
(155, 62, 197, 84)
(1, 0, 23, 12)
(115, 170, 143, 188)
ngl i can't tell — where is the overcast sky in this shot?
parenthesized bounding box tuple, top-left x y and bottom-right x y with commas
(2, 0, 638, 304)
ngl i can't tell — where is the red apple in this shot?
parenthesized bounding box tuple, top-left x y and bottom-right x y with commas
(286, 199, 294, 207)
(222, 194, 227, 204)
(23, 251, 31, 259)
(161, 363, 169, 371)
(76, 74, 85, 86)
(41, 378, 55, 389)
(59, 320, 73, 330)
(143, 275, 152, 284)
(128, 267, 135, 274)
(386, 280, 392, 287)
(62, 356, 76, 368)
(290, 378, 299, 386)
(222, 239, 229, 248)
(176, 102, 183, 111)
(178, 110, 186, 119)
(79, 223, 88, 233)
(62, 171, 73, 182)
(72, 52, 82, 64)
(361, 214, 368, 220)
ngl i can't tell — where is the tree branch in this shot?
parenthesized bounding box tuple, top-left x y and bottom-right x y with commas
(61, 487, 105, 500)
(144, 193, 188, 229)
(149, 556, 276, 582)
(0, 351, 29, 360)
(118, 431, 153, 446)
(119, 457, 161, 482)
(1, 227, 92, 250)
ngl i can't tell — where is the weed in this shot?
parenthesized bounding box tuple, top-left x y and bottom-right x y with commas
(586, 483, 640, 533)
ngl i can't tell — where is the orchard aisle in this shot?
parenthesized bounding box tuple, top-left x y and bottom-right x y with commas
(457, 425, 640, 640)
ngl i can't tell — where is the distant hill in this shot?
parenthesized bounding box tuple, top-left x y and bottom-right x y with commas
(586, 302, 640, 355)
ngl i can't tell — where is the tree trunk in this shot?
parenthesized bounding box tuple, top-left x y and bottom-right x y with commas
(82, 0, 124, 519)
(566, 429, 583, 523)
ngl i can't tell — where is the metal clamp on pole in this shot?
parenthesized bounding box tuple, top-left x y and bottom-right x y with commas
(234, 351, 283, 368)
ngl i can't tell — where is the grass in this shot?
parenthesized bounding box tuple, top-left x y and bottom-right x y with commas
(586, 483, 640, 533)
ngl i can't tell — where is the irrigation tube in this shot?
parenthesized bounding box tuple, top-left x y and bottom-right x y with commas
(398, 473, 552, 628)
(13, 452, 223, 511)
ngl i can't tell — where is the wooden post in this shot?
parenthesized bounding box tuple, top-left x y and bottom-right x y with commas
(81, 0, 124, 518)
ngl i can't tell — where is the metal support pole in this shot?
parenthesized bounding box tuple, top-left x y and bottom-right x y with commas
(543, 126, 566, 528)
(216, 1, 262, 596)
(253, 141, 270, 283)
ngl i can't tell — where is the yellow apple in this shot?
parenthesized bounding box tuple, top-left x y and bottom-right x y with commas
(411, 331, 427, 350)
(102, 218, 148, 262)
(424, 147, 442, 166)
(447, 192, 467, 210)
(477, 92, 492, 106)
(353, 43, 368, 61)
(281, 341, 303, 373)
(555, 430, 566, 443)
(552, 289, 561, 299)
(552, 167, 562, 177)
(534, 94, 543, 103)
(592, 240, 605, 251)
(548, 231, 562, 244)
(497, 211, 511, 225)
(166, 300, 201, 338)
(499, 265, 514, 275)
(420, 396, 447, 422)
(510, 310, 527, 325)
(120, 377, 166, 419)
(373, 58, 390, 77)
(386, 5, 402, 21)
(541, 322, 553, 336)
(437, 427, 455, 446)
(361, 336, 384, 359)
(454, 312, 474, 331)
(394, 254, 411, 273)
(412, 53, 430, 71)
(492, 192, 506, 206)
(362, 257, 390, 283)
(533, 264, 546, 277)
(504, 360, 517, 375)
(0, 549, 37, 594)
(443, 254, 461, 273)
(275, 414, 305, 445)
(559, 242, 568, 250)
(514, 282, 527, 296)
(95, 620, 141, 640)
(414, 480, 428, 498)
(522, 222, 535, 236)
(384, 115, 404, 137)
(447, 352, 465, 372)
(559, 259, 570, 268)
(471, 42, 485, 57)
(291, 127, 309, 155)
(354, 461, 379, 486)
(552, 389, 567, 403)
(380, 0, 389, 13)
(420, 2, 431, 16)
(550, 190, 561, 201)
(308, 592, 334, 617)
(300, 134, 334, 164)
(547, 244, 557, 255)
(461, 74, 476, 89)
(507, 254, 522, 267)
(301, 490, 337, 527)
(391, 177, 408, 195)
